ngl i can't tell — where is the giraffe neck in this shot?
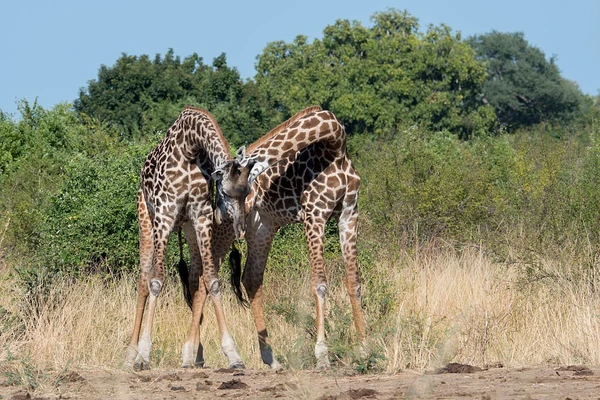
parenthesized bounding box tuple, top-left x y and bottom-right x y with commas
(177, 107, 232, 168)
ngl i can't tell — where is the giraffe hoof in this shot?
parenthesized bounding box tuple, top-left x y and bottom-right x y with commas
(271, 360, 283, 371)
(181, 361, 205, 369)
(133, 361, 150, 371)
(123, 346, 138, 369)
(228, 361, 246, 369)
(315, 358, 331, 371)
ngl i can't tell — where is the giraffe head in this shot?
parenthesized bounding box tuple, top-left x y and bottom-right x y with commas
(212, 147, 257, 239)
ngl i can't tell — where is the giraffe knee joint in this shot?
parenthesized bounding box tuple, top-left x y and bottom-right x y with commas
(316, 284, 327, 300)
(149, 279, 162, 297)
(209, 279, 221, 297)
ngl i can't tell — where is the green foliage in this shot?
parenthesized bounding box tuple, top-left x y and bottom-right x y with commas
(35, 145, 145, 276)
(352, 128, 507, 242)
(0, 101, 107, 253)
(350, 121, 600, 264)
(256, 9, 497, 138)
(0, 103, 146, 278)
(468, 31, 586, 129)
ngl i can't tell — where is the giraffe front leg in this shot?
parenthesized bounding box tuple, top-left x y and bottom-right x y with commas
(132, 211, 172, 370)
(134, 279, 161, 371)
(206, 277, 245, 368)
(181, 221, 208, 368)
(244, 214, 281, 370)
(243, 271, 281, 370)
(197, 214, 245, 369)
(124, 284, 148, 369)
(313, 280, 330, 370)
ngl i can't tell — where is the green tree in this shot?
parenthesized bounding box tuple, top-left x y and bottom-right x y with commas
(74, 50, 275, 145)
(468, 31, 585, 129)
(255, 9, 496, 138)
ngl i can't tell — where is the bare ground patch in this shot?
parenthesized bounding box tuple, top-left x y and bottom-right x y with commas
(2, 365, 600, 399)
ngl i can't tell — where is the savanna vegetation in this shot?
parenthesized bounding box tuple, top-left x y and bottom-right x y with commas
(1, 8, 600, 389)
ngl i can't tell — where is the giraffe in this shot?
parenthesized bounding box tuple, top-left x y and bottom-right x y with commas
(237, 106, 367, 370)
(123, 106, 256, 371)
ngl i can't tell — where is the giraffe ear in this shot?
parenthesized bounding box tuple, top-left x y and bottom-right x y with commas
(212, 167, 224, 181)
(235, 146, 248, 167)
(247, 159, 269, 186)
(235, 146, 246, 160)
(214, 207, 223, 225)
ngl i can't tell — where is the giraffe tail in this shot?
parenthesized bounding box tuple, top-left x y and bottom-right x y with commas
(229, 242, 249, 308)
(176, 227, 193, 309)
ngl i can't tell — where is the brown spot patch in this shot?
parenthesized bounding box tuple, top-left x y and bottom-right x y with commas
(302, 117, 320, 129)
(295, 131, 307, 142)
(326, 175, 341, 188)
(281, 140, 295, 152)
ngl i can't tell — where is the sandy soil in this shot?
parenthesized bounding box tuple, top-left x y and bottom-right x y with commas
(2, 363, 600, 399)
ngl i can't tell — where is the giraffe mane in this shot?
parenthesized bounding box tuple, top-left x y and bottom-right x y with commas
(184, 106, 232, 156)
(246, 105, 322, 153)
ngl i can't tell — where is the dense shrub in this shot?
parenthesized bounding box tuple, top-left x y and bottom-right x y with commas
(350, 123, 600, 261)
(35, 146, 144, 276)
(1, 104, 147, 277)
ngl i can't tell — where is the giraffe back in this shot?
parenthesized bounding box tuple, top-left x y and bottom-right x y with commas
(246, 108, 359, 225)
(246, 106, 322, 153)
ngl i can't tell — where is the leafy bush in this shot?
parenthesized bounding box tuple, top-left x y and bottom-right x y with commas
(0, 104, 149, 277)
(35, 145, 145, 276)
(350, 122, 600, 263)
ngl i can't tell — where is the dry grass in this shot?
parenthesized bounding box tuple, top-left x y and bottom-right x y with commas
(2, 244, 600, 384)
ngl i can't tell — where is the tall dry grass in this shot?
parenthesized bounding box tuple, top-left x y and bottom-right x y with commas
(2, 243, 600, 384)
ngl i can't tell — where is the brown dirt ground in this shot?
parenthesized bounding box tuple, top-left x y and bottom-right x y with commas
(2, 363, 600, 399)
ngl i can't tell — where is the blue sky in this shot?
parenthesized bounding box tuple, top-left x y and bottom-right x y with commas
(1, 0, 598, 117)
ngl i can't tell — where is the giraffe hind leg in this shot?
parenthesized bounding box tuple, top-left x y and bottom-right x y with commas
(338, 193, 368, 358)
(133, 205, 176, 370)
(124, 190, 154, 370)
(303, 216, 330, 370)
